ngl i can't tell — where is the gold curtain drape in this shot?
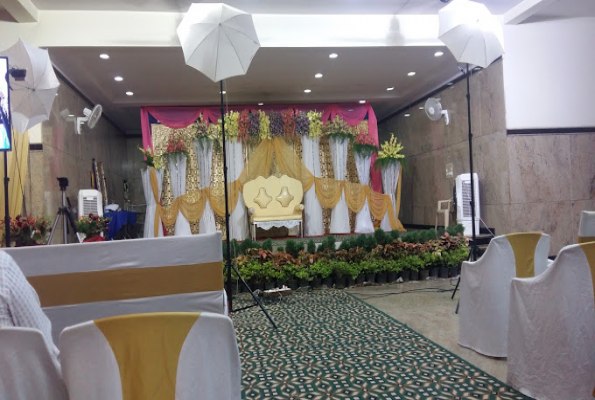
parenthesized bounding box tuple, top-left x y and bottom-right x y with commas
(0, 131, 29, 224)
(149, 136, 404, 236)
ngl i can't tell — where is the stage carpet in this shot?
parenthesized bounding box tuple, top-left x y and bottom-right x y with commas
(231, 290, 529, 399)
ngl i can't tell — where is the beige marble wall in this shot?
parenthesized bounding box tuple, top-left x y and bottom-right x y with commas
(124, 136, 146, 206)
(379, 59, 595, 254)
(24, 79, 128, 243)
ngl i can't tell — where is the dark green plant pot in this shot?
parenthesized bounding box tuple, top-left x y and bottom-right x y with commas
(410, 270, 419, 281)
(439, 266, 449, 278)
(312, 277, 322, 289)
(377, 272, 388, 284)
(277, 280, 287, 289)
(356, 274, 365, 285)
(346, 277, 355, 288)
(401, 270, 410, 282)
(333, 275, 346, 288)
(323, 277, 333, 288)
(388, 272, 398, 283)
(265, 281, 275, 290)
(255, 282, 265, 291)
(449, 267, 458, 277)
(429, 267, 438, 277)
(298, 279, 309, 288)
(365, 273, 376, 283)
(419, 269, 429, 281)
(287, 279, 298, 290)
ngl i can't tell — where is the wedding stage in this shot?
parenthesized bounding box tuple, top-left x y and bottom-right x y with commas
(140, 103, 406, 241)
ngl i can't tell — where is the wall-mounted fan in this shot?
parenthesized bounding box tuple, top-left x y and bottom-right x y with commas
(76, 104, 102, 134)
(424, 98, 449, 125)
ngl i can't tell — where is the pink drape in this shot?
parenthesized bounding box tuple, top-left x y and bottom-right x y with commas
(140, 103, 381, 192)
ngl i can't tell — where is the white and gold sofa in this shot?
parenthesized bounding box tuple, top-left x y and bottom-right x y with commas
(242, 175, 304, 240)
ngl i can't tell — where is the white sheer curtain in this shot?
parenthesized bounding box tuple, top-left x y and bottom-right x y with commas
(141, 168, 164, 238)
(354, 153, 374, 233)
(301, 136, 324, 236)
(225, 140, 248, 240)
(329, 137, 350, 234)
(193, 140, 216, 234)
(168, 154, 192, 236)
(380, 162, 400, 232)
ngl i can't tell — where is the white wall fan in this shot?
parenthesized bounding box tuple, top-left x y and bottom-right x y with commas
(75, 104, 103, 134)
(424, 98, 449, 125)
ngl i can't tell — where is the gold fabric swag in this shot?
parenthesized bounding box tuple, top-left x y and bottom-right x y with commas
(150, 137, 404, 237)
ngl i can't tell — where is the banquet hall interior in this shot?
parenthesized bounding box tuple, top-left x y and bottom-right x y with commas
(0, 0, 594, 399)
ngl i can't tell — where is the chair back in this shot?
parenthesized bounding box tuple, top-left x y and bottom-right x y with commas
(243, 175, 303, 218)
(59, 312, 241, 400)
(578, 210, 595, 243)
(502, 232, 551, 277)
(0, 327, 68, 400)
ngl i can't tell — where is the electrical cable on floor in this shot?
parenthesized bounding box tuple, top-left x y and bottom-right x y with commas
(348, 286, 455, 299)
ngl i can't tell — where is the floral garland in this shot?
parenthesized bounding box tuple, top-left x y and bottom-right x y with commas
(352, 133, 378, 158)
(162, 134, 188, 159)
(258, 110, 271, 140)
(224, 111, 240, 142)
(269, 111, 284, 137)
(374, 133, 406, 169)
(138, 146, 163, 169)
(307, 111, 323, 139)
(295, 112, 309, 137)
(326, 115, 355, 142)
(282, 109, 296, 137)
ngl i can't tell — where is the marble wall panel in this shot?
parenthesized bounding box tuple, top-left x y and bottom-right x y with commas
(573, 199, 595, 244)
(570, 133, 595, 201)
(473, 131, 510, 206)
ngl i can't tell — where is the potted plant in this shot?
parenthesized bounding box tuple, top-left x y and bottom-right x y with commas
(327, 115, 356, 143)
(386, 260, 401, 283)
(1, 215, 51, 247)
(310, 261, 332, 288)
(75, 214, 111, 242)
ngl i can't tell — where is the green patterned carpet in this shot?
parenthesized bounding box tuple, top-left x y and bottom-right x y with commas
(231, 290, 529, 400)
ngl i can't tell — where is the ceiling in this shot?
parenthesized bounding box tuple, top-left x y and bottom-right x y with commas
(50, 46, 461, 135)
(31, 0, 522, 15)
(526, 0, 595, 22)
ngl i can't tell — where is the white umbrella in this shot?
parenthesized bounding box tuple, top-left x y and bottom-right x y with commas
(0, 39, 60, 134)
(438, 0, 504, 68)
(177, 3, 260, 83)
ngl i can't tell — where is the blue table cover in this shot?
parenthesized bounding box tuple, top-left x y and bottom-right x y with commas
(104, 211, 137, 240)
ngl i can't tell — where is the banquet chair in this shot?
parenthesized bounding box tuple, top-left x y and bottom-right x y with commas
(0, 327, 68, 400)
(507, 242, 595, 400)
(458, 232, 550, 357)
(578, 210, 595, 243)
(59, 312, 241, 400)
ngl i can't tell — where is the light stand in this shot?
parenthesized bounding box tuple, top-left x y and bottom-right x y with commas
(219, 80, 277, 329)
(47, 177, 80, 245)
(0, 107, 10, 248)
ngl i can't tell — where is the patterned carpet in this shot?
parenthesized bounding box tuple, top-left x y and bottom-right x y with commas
(231, 290, 530, 400)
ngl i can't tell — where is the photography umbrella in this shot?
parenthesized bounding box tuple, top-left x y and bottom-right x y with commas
(177, 3, 276, 328)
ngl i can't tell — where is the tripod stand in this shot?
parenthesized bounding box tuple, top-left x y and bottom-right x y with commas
(48, 177, 80, 245)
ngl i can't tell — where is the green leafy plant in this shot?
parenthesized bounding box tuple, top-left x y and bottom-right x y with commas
(262, 238, 273, 251)
(306, 239, 316, 254)
(310, 261, 333, 279)
(285, 239, 302, 258)
(374, 228, 387, 246)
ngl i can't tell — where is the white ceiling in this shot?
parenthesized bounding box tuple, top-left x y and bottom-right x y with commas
(526, 0, 595, 22)
(49, 46, 461, 134)
(31, 0, 522, 14)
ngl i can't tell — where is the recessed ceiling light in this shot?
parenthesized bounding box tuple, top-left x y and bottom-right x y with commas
(329, 53, 338, 59)
(221, 90, 226, 94)
(55, 93, 58, 97)
(359, 100, 366, 104)
(404, 114, 411, 117)
(100, 53, 110, 60)
(68, 114, 74, 117)
(447, 82, 454, 86)
(434, 51, 444, 57)
(419, 107, 424, 110)
(114, 76, 123, 82)
(258, 102, 264, 106)
(387, 87, 394, 91)
(407, 72, 416, 77)
(315, 73, 323, 78)
(304, 89, 312, 93)
(126, 91, 134, 96)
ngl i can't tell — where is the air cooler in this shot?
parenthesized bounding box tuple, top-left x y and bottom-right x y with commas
(78, 189, 104, 218)
(455, 173, 480, 237)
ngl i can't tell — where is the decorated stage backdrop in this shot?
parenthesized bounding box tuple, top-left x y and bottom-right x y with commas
(140, 104, 404, 239)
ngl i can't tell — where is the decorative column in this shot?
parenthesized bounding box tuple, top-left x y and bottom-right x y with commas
(193, 139, 216, 234)
(353, 153, 375, 233)
(380, 162, 401, 232)
(226, 140, 249, 240)
(167, 154, 192, 236)
(301, 135, 324, 236)
(329, 136, 350, 234)
(141, 167, 164, 238)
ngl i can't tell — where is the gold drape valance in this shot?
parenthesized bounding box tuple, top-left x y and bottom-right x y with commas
(150, 138, 404, 236)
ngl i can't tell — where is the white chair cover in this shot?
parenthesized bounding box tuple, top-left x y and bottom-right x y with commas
(380, 162, 400, 232)
(0, 327, 68, 400)
(329, 136, 350, 234)
(579, 210, 595, 243)
(194, 139, 216, 234)
(168, 154, 192, 236)
(354, 153, 374, 233)
(141, 167, 164, 238)
(507, 242, 595, 400)
(4, 232, 227, 344)
(301, 135, 324, 236)
(59, 312, 241, 400)
(458, 232, 551, 357)
(226, 140, 249, 240)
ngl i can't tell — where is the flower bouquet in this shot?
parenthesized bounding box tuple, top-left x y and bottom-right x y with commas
(282, 109, 296, 138)
(258, 110, 270, 140)
(1, 215, 51, 247)
(248, 112, 260, 140)
(193, 114, 220, 151)
(269, 111, 284, 138)
(374, 133, 406, 169)
(352, 132, 378, 158)
(138, 146, 163, 169)
(75, 213, 111, 242)
(162, 133, 188, 161)
(224, 111, 240, 142)
(295, 111, 309, 137)
(326, 115, 355, 142)
(307, 111, 323, 139)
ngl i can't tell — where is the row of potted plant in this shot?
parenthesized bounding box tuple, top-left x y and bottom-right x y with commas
(226, 226, 469, 291)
